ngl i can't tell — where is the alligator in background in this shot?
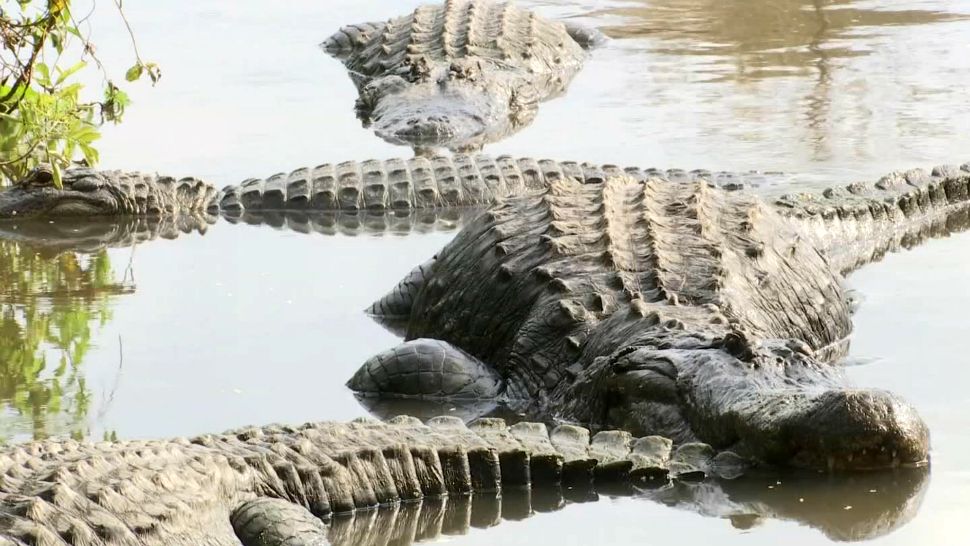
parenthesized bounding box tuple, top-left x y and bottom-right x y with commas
(0, 415, 927, 546)
(354, 162, 970, 471)
(321, 0, 605, 154)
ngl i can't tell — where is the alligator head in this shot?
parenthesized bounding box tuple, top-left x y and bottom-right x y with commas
(563, 335, 930, 471)
(1, 166, 216, 219)
(0, 165, 123, 219)
(354, 58, 536, 154)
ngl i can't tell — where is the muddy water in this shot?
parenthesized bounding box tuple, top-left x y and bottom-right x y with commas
(1, 0, 969, 544)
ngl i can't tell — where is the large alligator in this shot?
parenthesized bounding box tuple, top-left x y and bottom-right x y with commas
(0, 156, 778, 220)
(0, 415, 928, 546)
(321, 0, 604, 153)
(353, 162, 970, 471)
(0, 159, 962, 472)
(0, 414, 741, 545)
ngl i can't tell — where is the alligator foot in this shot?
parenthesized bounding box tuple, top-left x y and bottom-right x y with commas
(349, 339, 504, 400)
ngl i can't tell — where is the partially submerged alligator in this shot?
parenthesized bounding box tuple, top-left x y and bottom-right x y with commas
(0, 165, 216, 220)
(354, 162, 970, 470)
(0, 415, 744, 545)
(2, 159, 965, 473)
(0, 156, 778, 220)
(321, 0, 604, 153)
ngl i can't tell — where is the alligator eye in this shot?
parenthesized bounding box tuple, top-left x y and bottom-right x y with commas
(18, 165, 55, 188)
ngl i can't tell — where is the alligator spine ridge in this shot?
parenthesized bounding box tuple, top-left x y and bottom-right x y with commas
(214, 155, 774, 214)
(0, 416, 709, 545)
(775, 162, 970, 273)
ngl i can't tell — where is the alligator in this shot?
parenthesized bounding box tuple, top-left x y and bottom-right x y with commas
(0, 415, 753, 545)
(0, 165, 216, 219)
(321, 0, 605, 153)
(0, 156, 779, 220)
(1, 158, 962, 473)
(354, 162, 970, 471)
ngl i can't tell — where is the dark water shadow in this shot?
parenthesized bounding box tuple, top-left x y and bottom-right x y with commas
(326, 466, 928, 544)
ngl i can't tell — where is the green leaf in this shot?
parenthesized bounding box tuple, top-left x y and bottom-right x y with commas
(55, 61, 87, 85)
(51, 163, 63, 190)
(34, 64, 51, 87)
(79, 143, 99, 166)
(125, 63, 144, 82)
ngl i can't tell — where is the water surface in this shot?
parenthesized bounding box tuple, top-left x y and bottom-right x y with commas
(2, 0, 969, 544)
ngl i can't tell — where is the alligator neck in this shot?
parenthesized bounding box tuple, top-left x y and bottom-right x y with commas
(773, 164, 970, 275)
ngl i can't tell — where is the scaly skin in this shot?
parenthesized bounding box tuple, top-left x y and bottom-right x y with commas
(321, 1, 603, 153)
(776, 162, 970, 274)
(0, 415, 736, 545)
(219, 155, 777, 213)
(1, 156, 778, 219)
(356, 163, 970, 471)
(0, 415, 929, 545)
(0, 167, 216, 219)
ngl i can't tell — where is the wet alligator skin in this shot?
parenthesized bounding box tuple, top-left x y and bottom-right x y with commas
(358, 161, 970, 472)
(0, 168, 216, 219)
(0, 156, 784, 220)
(0, 415, 725, 546)
(216, 154, 782, 214)
(321, 0, 596, 152)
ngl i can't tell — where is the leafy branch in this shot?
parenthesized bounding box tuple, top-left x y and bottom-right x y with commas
(0, 0, 159, 185)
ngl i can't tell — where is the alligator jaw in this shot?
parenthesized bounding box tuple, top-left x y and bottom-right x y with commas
(0, 186, 116, 219)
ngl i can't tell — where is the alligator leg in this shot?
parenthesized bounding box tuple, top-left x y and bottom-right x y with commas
(348, 339, 504, 400)
(366, 258, 435, 318)
(231, 498, 330, 546)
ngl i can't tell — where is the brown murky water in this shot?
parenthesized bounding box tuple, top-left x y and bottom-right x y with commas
(1, 0, 969, 544)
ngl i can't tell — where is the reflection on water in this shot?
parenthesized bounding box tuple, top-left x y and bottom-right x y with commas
(507, 0, 970, 178)
(226, 207, 481, 237)
(0, 216, 214, 441)
(0, 240, 115, 441)
(325, 468, 928, 545)
(597, 0, 966, 79)
(0, 210, 476, 441)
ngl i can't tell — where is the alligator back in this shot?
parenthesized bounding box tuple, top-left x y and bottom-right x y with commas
(401, 176, 853, 395)
(323, 0, 587, 82)
(214, 155, 776, 213)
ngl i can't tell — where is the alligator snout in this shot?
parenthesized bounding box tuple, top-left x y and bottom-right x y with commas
(784, 389, 930, 470)
(375, 106, 489, 148)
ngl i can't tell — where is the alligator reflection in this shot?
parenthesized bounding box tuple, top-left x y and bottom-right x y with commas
(586, 0, 969, 163)
(596, 0, 966, 78)
(223, 207, 481, 237)
(0, 215, 213, 441)
(326, 467, 927, 544)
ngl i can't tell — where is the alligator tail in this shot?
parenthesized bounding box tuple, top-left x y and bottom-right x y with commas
(773, 163, 970, 275)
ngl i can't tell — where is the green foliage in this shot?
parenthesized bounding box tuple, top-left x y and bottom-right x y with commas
(0, 0, 158, 185)
(0, 240, 126, 441)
